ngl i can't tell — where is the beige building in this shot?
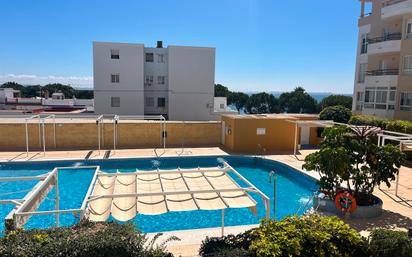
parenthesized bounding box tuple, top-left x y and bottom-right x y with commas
(353, 0, 412, 121)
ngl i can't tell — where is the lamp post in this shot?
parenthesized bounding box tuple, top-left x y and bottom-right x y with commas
(268, 170, 276, 221)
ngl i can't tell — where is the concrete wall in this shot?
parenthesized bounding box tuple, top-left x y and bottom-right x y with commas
(93, 42, 145, 115)
(0, 121, 221, 151)
(168, 46, 215, 121)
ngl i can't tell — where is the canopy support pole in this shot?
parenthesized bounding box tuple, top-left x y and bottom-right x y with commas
(294, 123, 298, 158)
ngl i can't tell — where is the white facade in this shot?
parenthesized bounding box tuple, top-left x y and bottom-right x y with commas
(93, 41, 217, 120)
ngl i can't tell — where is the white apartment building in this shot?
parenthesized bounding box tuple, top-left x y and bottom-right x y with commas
(353, 0, 412, 121)
(93, 41, 220, 120)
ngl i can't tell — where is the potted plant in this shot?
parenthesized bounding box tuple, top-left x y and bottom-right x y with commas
(303, 125, 405, 218)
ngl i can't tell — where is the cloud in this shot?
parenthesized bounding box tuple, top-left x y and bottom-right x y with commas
(0, 74, 93, 88)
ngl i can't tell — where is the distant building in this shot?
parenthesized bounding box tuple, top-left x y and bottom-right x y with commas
(93, 41, 228, 120)
(353, 0, 412, 121)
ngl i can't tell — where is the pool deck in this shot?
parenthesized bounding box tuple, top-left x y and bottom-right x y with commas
(0, 147, 411, 257)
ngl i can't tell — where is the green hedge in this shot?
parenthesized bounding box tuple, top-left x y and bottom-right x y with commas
(200, 215, 368, 257)
(368, 229, 412, 257)
(0, 222, 174, 257)
(348, 115, 412, 134)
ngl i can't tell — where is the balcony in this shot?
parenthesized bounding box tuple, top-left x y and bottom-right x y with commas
(365, 69, 399, 88)
(367, 33, 402, 54)
(382, 0, 412, 19)
(366, 69, 399, 76)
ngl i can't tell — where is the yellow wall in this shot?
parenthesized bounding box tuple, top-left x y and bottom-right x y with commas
(222, 115, 320, 153)
(0, 121, 221, 151)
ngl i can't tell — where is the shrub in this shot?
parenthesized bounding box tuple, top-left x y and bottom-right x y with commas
(349, 115, 388, 129)
(386, 120, 412, 134)
(368, 229, 412, 257)
(0, 221, 174, 257)
(250, 216, 368, 257)
(319, 105, 352, 123)
(199, 229, 256, 257)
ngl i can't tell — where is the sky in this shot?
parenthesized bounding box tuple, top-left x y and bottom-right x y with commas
(0, 0, 361, 94)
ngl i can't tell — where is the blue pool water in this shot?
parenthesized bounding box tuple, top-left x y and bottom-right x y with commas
(0, 156, 318, 233)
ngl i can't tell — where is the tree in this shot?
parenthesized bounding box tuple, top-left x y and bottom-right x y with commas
(319, 105, 352, 123)
(0, 81, 24, 91)
(303, 126, 405, 205)
(214, 84, 230, 97)
(43, 83, 76, 98)
(21, 85, 43, 98)
(320, 95, 353, 110)
(279, 87, 318, 114)
(245, 92, 279, 114)
(228, 92, 249, 112)
(75, 89, 94, 99)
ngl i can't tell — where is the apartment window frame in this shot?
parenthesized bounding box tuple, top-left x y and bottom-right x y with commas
(157, 97, 166, 108)
(361, 33, 368, 54)
(404, 55, 412, 72)
(110, 49, 120, 59)
(111, 73, 120, 83)
(145, 97, 155, 107)
(157, 54, 165, 63)
(157, 76, 166, 85)
(145, 75, 154, 86)
(145, 53, 154, 62)
(400, 92, 412, 111)
(406, 19, 412, 39)
(358, 63, 368, 83)
(111, 97, 120, 108)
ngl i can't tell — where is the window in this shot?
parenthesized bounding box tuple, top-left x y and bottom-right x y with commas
(145, 97, 154, 107)
(157, 76, 165, 85)
(404, 55, 412, 71)
(220, 103, 225, 109)
(110, 49, 119, 59)
(358, 63, 367, 83)
(389, 87, 396, 102)
(400, 92, 412, 111)
(364, 88, 375, 103)
(111, 97, 120, 107)
(375, 89, 388, 103)
(157, 97, 166, 107)
(361, 34, 368, 54)
(256, 128, 266, 135)
(157, 54, 165, 63)
(145, 75, 153, 86)
(145, 53, 154, 62)
(111, 74, 120, 83)
(406, 20, 412, 39)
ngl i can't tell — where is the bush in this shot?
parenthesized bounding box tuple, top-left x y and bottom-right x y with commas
(368, 229, 412, 257)
(319, 105, 352, 123)
(349, 115, 388, 129)
(0, 221, 174, 257)
(386, 120, 412, 134)
(199, 229, 256, 257)
(250, 216, 368, 257)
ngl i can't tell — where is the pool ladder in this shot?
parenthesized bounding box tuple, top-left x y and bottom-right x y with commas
(296, 192, 320, 216)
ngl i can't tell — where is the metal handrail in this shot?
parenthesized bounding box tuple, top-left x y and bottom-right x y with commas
(366, 69, 399, 76)
(368, 32, 402, 44)
(384, 0, 407, 7)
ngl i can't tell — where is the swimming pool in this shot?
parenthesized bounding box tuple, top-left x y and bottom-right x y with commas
(0, 156, 318, 233)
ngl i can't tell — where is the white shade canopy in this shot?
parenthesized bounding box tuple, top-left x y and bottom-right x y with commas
(85, 164, 265, 222)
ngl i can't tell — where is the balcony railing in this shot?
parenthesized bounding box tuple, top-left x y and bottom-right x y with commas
(384, 0, 407, 7)
(366, 69, 399, 76)
(368, 32, 402, 44)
